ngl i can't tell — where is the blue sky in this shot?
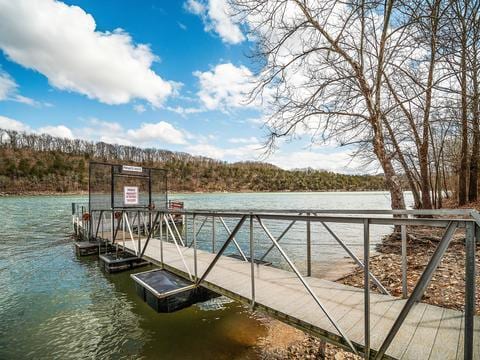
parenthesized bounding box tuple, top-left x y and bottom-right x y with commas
(0, 0, 361, 173)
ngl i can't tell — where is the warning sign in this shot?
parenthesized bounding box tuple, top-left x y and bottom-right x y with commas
(124, 186, 139, 205)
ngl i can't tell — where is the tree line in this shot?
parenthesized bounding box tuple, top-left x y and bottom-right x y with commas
(231, 0, 480, 208)
(0, 128, 386, 193)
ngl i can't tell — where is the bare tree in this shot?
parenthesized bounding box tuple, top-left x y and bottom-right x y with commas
(231, 0, 418, 208)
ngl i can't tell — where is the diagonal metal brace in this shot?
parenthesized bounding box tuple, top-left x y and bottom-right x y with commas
(256, 215, 359, 355)
(259, 214, 301, 261)
(219, 216, 248, 261)
(321, 221, 390, 295)
(196, 216, 247, 286)
(139, 212, 161, 259)
(375, 221, 457, 359)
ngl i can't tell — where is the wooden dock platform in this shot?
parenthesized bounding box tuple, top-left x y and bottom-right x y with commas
(115, 236, 479, 360)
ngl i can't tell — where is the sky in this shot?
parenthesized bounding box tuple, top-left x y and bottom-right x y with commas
(0, 0, 364, 173)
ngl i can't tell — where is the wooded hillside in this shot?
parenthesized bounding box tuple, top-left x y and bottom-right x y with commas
(0, 128, 386, 194)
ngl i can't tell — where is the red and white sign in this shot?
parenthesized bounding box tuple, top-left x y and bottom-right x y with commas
(124, 186, 139, 205)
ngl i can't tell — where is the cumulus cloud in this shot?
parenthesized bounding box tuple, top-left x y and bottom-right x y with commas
(194, 63, 257, 111)
(186, 142, 263, 160)
(185, 0, 245, 44)
(127, 121, 186, 145)
(268, 149, 373, 174)
(0, 0, 173, 107)
(0, 115, 187, 146)
(38, 125, 74, 139)
(0, 115, 32, 132)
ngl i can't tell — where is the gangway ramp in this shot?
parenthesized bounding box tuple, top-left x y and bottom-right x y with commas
(76, 208, 480, 359)
(123, 238, 478, 360)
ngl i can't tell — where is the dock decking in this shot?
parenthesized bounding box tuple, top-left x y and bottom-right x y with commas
(113, 236, 479, 360)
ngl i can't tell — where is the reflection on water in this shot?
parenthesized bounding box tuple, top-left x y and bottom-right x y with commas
(0, 195, 265, 360)
(0, 192, 411, 359)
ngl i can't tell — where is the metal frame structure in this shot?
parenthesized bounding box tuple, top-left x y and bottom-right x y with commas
(73, 206, 479, 359)
(88, 161, 168, 213)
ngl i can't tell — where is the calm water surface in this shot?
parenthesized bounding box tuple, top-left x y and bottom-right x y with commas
(0, 192, 412, 359)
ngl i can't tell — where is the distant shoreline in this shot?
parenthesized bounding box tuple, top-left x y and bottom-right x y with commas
(0, 189, 392, 197)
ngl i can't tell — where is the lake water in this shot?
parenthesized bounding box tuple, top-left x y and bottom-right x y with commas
(0, 192, 412, 359)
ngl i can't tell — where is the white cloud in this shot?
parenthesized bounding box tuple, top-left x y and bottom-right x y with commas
(0, 115, 32, 132)
(0, 115, 187, 146)
(133, 104, 146, 113)
(38, 125, 74, 139)
(74, 118, 187, 146)
(0, 0, 173, 107)
(0, 71, 16, 100)
(0, 116, 73, 138)
(268, 149, 371, 174)
(185, 141, 263, 161)
(228, 136, 258, 144)
(185, 143, 226, 158)
(127, 121, 186, 145)
(0, 70, 39, 106)
(185, 0, 245, 44)
(166, 105, 204, 116)
(194, 63, 257, 111)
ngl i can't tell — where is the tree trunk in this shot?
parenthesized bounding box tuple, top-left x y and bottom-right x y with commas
(372, 126, 406, 210)
(383, 115, 422, 208)
(468, 42, 479, 202)
(459, 28, 469, 205)
(469, 104, 479, 202)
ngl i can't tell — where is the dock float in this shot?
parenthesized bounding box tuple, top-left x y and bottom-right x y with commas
(99, 252, 150, 273)
(74, 240, 115, 256)
(131, 269, 219, 312)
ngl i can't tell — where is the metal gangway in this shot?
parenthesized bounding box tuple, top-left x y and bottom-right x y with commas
(73, 206, 480, 359)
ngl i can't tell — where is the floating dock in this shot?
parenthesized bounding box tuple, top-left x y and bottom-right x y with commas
(74, 240, 115, 256)
(99, 252, 150, 273)
(132, 269, 218, 312)
(74, 208, 479, 360)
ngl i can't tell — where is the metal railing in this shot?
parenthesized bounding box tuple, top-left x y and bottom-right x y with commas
(73, 205, 478, 359)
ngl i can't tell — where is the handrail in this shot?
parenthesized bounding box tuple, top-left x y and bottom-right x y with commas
(75, 204, 478, 360)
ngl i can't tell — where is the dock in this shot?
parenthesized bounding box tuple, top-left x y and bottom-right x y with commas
(125, 236, 477, 359)
(71, 162, 479, 359)
(74, 208, 479, 360)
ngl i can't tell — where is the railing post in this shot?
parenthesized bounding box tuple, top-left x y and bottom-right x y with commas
(110, 210, 114, 254)
(307, 212, 312, 277)
(401, 216, 408, 299)
(122, 212, 126, 251)
(184, 212, 188, 247)
(160, 212, 164, 266)
(464, 221, 476, 360)
(364, 218, 370, 360)
(193, 214, 197, 280)
(250, 214, 255, 308)
(212, 215, 216, 253)
(137, 210, 141, 256)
